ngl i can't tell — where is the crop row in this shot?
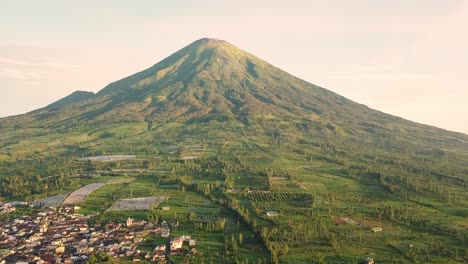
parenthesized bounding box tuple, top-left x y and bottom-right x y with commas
(248, 192, 313, 204)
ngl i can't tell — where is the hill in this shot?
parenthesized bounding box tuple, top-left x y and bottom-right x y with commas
(0, 38, 467, 263)
(45, 90, 95, 109)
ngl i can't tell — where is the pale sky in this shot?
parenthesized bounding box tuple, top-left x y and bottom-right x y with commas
(1, 0, 467, 134)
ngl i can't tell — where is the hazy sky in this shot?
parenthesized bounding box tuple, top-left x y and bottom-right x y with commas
(1, 1, 467, 134)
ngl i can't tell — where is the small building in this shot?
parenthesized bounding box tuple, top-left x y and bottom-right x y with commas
(189, 239, 197, 246)
(155, 244, 166, 252)
(55, 246, 65, 254)
(127, 217, 134, 227)
(162, 206, 170, 211)
(266, 211, 279, 217)
(5, 201, 28, 207)
(170, 238, 184, 251)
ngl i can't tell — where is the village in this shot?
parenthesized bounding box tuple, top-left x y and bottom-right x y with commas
(0, 203, 197, 264)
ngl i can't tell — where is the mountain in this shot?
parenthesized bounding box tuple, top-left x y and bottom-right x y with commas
(5, 38, 355, 125)
(0, 38, 467, 263)
(2, 38, 467, 158)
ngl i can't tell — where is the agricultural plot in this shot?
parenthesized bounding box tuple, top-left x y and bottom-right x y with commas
(248, 192, 313, 206)
(107, 196, 165, 211)
(332, 216, 359, 225)
(232, 173, 269, 190)
(105, 177, 135, 184)
(180, 144, 205, 160)
(248, 192, 314, 220)
(32, 193, 70, 207)
(77, 155, 136, 162)
(63, 183, 106, 204)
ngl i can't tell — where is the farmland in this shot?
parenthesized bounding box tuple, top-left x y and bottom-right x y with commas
(0, 123, 466, 263)
(248, 192, 313, 205)
(107, 196, 165, 211)
(0, 126, 465, 264)
(77, 155, 136, 162)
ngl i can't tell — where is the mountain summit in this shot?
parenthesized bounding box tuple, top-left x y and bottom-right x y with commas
(92, 37, 349, 124)
(9, 38, 380, 128)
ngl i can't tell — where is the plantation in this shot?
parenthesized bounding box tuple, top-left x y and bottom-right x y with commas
(248, 192, 313, 205)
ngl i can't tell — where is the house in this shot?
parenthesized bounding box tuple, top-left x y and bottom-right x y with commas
(55, 246, 65, 254)
(189, 239, 196, 246)
(161, 229, 170, 238)
(371, 227, 382, 232)
(170, 238, 184, 251)
(144, 252, 152, 260)
(266, 211, 279, 217)
(126, 218, 134, 227)
(155, 244, 166, 252)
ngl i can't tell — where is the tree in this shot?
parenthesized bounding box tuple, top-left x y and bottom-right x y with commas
(225, 175, 235, 189)
(87, 252, 111, 263)
(238, 233, 243, 245)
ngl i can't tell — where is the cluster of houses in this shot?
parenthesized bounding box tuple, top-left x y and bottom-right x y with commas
(0, 205, 197, 264)
(169, 235, 197, 256)
(0, 203, 16, 215)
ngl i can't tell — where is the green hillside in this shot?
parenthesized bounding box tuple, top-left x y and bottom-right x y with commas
(0, 38, 467, 263)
